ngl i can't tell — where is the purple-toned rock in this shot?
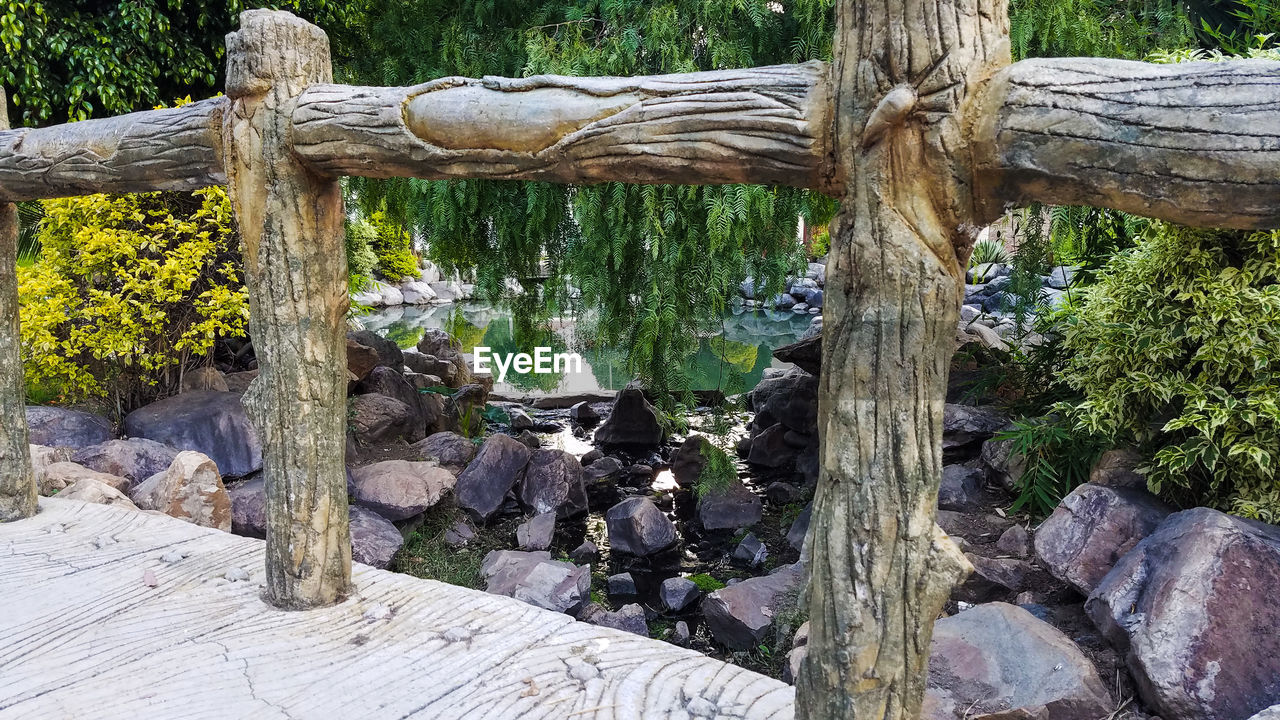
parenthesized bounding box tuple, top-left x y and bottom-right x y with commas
(72, 438, 178, 485)
(660, 576, 702, 612)
(938, 464, 985, 511)
(347, 329, 403, 372)
(670, 435, 711, 488)
(123, 391, 261, 476)
(518, 449, 587, 516)
(1085, 508, 1280, 720)
(26, 406, 113, 449)
(942, 404, 1007, 455)
(594, 383, 664, 448)
(701, 563, 804, 650)
(412, 431, 476, 471)
(1034, 482, 1172, 594)
(1088, 448, 1147, 489)
(698, 479, 763, 531)
(996, 524, 1032, 557)
(348, 393, 422, 446)
(580, 602, 647, 636)
(349, 460, 456, 521)
(953, 553, 1030, 602)
(227, 475, 266, 538)
(349, 505, 404, 569)
(749, 367, 818, 435)
(480, 550, 590, 615)
(747, 423, 797, 468)
(516, 511, 556, 551)
(456, 434, 531, 522)
(787, 503, 811, 552)
(605, 496, 677, 556)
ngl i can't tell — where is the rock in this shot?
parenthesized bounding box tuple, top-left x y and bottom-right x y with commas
(579, 448, 603, 466)
(29, 444, 73, 492)
(411, 431, 477, 472)
(26, 406, 113, 449)
(980, 430, 1025, 491)
(129, 451, 232, 531)
(516, 511, 556, 551)
(942, 404, 1008, 455)
(594, 383, 664, 448)
(580, 602, 647, 636)
(605, 497, 677, 556)
(702, 563, 805, 650)
(349, 505, 404, 569)
(40, 462, 129, 495)
(750, 367, 819, 435)
(480, 549, 590, 615)
(607, 572, 638, 597)
(355, 366, 437, 431)
(123, 391, 261, 477)
(399, 279, 437, 304)
(660, 577, 701, 612)
(71, 438, 178, 485)
(938, 464, 985, 511)
(1089, 448, 1147, 489)
(1046, 265, 1076, 289)
(181, 366, 228, 393)
(697, 479, 763, 531)
(1034, 483, 1172, 594)
(518, 449, 587, 516)
(455, 434, 531, 522)
(347, 329, 404, 371)
(923, 603, 1112, 720)
(515, 429, 541, 449)
(507, 407, 535, 430)
(782, 647, 807, 685)
(966, 262, 1012, 284)
(415, 328, 460, 358)
(348, 393, 421, 445)
(58, 478, 138, 509)
(774, 293, 796, 310)
(747, 423, 798, 468)
(350, 460, 456, 521)
(671, 435, 712, 489)
(787, 503, 811, 552)
(443, 520, 476, 548)
(673, 621, 691, 643)
(569, 401, 599, 424)
(1247, 707, 1280, 720)
(766, 481, 802, 505)
(996, 524, 1031, 557)
(227, 475, 266, 538)
(733, 532, 768, 567)
(773, 334, 821, 376)
(568, 540, 598, 564)
(1085, 508, 1280, 720)
(584, 456, 623, 482)
(953, 554, 1030, 602)
(346, 337, 381, 381)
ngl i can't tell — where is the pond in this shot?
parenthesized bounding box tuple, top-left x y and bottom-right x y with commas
(358, 302, 815, 396)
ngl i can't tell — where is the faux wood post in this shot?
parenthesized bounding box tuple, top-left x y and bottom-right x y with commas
(0, 88, 36, 523)
(223, 10, 351, 608)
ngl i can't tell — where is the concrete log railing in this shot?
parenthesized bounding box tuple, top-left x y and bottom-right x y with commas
(0, 7, 1277, 720)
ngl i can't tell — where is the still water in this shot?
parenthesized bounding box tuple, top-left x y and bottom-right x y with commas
(359, 302, 814, 396)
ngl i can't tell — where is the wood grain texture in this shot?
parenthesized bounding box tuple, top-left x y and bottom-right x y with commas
(971, 58, 1280, 229)
(290, 63, 836, 192)
(0, 88, 36, 522)
(0, 497, 795, 719)
(223, 10, 351, 608)
(0, 97, 226, 202)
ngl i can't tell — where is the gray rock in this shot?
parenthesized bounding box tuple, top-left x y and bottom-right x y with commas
(356, 366, 439, 432)
(515, 429, 541, 449)
(1247, 706, 1280, 720)
(28, 445, 73, 493)
(350, 460, 457, 521)
(443, 520, 476, 548)
(507, 407, 535, 430)
(996, 524, 1031, 557)
(480, 550, 589, 615)
(673, 621, 691, 643)
(349, 505, 403, 569)
(923, 603, 1112, 720)
(966, 262, 1011, 284)
(979, 429, 1025, 491)
(701, 562, 804, 650)
(580, 602, 647, 636)
(39, 461, 128, 496)
(415, 328, 460, 358)
(660, 577, 701, 612)
(1034, 483, 1172, 594)
(125, 391, 261, 476)
(347, 329, 403, 371)
(516, 511, 556, 551)
(58, 478, 138, 509)
(518, 449, 586, 516)
(938, 464, 985, 511)
(787, 503, 811, 552)
(568, 401, 599, 424)
(181, 366, 229, 393)
(782, 646, 807, 685)
(953, 553, 1030, 602)
(607, 572, 637, 597)
(698, 479, 763, 531)
(568, 540, 598, 564)
(1088, 448, 1147, 489)
(766, 481, 802, 505)
(594, 383, 664, 448)
(579, 448, 603, 466)
(670, 435, 711, 489)
(72, 438, 178, 485)
(348, 393, 422, 446)
(26, 406, 113, 450)
(346, 337, 380, 381)
(773, 334, 821, 376)
(732, 532, 768, 567)
(411, 431, 476, 471)
(606, 497, 677, 556)
(747, 423, 798, 468)
(584, 456, 623, 482)
(750, 367, 818, 435)
(455, 434, 531, 522)
(1046, 265, 1077, 289)
(1085, 508, 1280, 720)
(941, 404, 1008, 455)
(227, 475, 266, 539)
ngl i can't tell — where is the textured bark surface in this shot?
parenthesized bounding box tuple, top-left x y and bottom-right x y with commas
(223, 10, 351, 609)
(0, 98, 225, 202)
(795, 0, 1007, 717)
(0, 88, 36, 522)
(291, 63, 836, 191)
(972, 58, 1280, 229)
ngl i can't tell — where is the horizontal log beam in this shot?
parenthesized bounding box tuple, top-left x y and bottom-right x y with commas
(972, 58, 1280, 229)
(0, 98, 227, 202)
(290, 62, 837, 192)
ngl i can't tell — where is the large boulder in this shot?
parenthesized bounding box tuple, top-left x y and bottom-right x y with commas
(923, 603, 1113, 720)
(518, 449, 587, 516)
(746, 423, 798, 468)
(349, 505, 404, 569)
(937, 464, 986, 511)
(355, 366, 440, 432)
(349, 460, 456, 521)
(979, 428, 1025, 491)
(40, 461, 129, 496)
(71, 438, 178, 485)
(181, 367, 229, 393)
(411, 431, 476, 472)
(749, 368, 818, 435)
(29, 445, 73, 492)
(1248, 707, 1280, 720)
(455, 434, 531, 522)
(605, 496, 677, 556)
(227, 475, 266, 539)
(941, 404, 1007, 456)
(123, 391, 261, 477)
(594, 383, 664, 448)
(697, 479, 763, 531)
(670, 434, 711, 489)
(415, 328, 460, 358)
(480, 549, 590, 615)
(26, 406, 113, 449)
(348, 393, 421, 445)
(772, 334, 821, 376)
(129, 451, 232, 531)
(346, 336, 381, 381)
(347, 329, 403, 372)
(702, 563, 804, 650)
(1085, 508, 1280, 720)
(1034, 483, 1172, 595)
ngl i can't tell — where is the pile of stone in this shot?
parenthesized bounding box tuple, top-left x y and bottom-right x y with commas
(736, 260, 826, 313)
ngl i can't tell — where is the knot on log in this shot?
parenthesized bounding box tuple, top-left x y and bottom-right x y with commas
(861, 85, 917, 149)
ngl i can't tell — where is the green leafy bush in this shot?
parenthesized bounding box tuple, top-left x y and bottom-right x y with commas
(18, 189, 248, 413)
(344, 218, 379, 292)
(1061, 224, 1280, 521)
(368, 211, 418, 282)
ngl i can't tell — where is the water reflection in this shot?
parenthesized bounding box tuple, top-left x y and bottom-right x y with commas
(358, 302, 814, 396)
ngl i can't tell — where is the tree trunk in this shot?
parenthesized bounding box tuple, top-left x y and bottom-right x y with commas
(795, 0, 1008, 717)
(0, 88, 36, 523)
(222, 10, 351, 609)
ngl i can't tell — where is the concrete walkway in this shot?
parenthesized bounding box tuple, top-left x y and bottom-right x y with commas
(0, 498, 794, 719)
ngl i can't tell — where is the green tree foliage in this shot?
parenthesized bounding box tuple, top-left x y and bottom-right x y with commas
(0, 1, 360, 126)
(343, 218, 379, 292)
(367, 211, 419, 282)
(18, 189, 249, 414)
(1060, 225, 1280, 521)
(343, 0, 838, 402)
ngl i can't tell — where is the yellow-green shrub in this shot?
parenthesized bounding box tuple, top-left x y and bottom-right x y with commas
(369, 211, 419, 282)
(19, 189, 249, 412)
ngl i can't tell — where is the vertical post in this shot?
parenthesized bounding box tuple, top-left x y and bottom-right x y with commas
(0, 88, 36, 523)
(223, 10, 351, 608)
